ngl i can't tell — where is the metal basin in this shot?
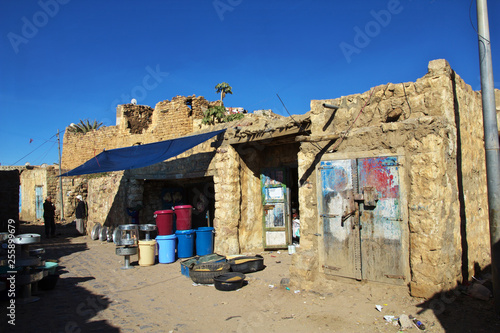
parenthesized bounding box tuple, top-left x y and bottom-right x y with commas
(119, 224, 139, 231)
(116, 247, 137, 256)
(16, 257, 42, 267)
(139, 224, 157, 231)
(13, 234, 40, 245)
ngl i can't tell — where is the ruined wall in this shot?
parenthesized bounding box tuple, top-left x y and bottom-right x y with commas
(62, 95, 216, 170)
(291, 59, 487, 298)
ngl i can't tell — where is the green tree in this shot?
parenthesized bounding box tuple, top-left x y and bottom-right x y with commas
(202, 82, 243, 125)
(67, 119, 104, 133)
(215, 82, 232, 106)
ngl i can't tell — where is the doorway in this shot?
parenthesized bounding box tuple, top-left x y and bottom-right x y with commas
(318, 156, 406, 285)
(35, 186, 43, 220)
(260, 166, 299, 250)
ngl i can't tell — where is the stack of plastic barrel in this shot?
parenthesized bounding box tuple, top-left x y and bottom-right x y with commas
(155, 205, 216, 262)
(154, 209, 176, 263)
(174, 205, 195, 258)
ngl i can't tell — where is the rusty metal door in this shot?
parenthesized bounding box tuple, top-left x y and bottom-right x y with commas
(319, 156, 404, 284)
(261, 168, 289, 249)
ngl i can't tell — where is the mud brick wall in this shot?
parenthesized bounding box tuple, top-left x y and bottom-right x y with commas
(62, 95, 218, 170)
(0, 170, 20, 232)
(292, 60, 490, 298)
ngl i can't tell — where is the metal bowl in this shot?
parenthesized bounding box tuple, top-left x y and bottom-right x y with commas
(13, 233, 41, 245)
(91, 223, 101, 240)
(106, 227, 114, 242)
(113, 228, 121, 245)
(99, 226, 108, 242)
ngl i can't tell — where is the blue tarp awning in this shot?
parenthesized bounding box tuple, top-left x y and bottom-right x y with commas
(60, 129, 226, 177)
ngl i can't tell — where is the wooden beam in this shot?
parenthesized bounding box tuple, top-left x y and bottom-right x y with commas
(295, 134, 340, 142)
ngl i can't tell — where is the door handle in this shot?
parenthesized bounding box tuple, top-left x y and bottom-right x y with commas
(341, 209, 356, 227)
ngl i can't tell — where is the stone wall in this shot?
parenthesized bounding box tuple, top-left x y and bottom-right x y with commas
(291, 59, 490, 298)
(452, 72, 490, 280)
(0, 170, 20, 232)
(213, 144, 241, 254)
(86, 172, 127, 234)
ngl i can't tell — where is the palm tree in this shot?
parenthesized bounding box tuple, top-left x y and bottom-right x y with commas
(215, 82, 232, 106)
(67, 119, 104, 133)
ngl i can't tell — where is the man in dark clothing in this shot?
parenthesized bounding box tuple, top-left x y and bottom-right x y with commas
(75, 195, 87, 235)
(43, 196, 56, 238)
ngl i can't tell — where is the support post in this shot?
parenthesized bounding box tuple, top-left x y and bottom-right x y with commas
(477, 0, 500, 315)
(56, 129, 64, 221)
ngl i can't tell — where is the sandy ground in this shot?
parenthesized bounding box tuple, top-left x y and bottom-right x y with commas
(1, 221, 499, 333)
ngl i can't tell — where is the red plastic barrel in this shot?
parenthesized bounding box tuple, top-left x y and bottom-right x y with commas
(174, 205, 192, 230)
(154, 210, 174, 235)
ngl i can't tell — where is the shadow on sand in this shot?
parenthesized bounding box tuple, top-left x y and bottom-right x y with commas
(0, 221, 120, 332)
(416, 265, 500, 332)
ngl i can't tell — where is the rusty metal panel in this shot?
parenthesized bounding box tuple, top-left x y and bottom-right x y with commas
(357, 156, 405, 285)
(320, 159, 361, 280)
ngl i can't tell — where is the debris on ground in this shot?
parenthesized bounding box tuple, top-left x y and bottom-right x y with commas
(399, 314, 413, 330)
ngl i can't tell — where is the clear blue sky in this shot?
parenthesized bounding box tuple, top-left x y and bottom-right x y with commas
(1, 0, 498, 166)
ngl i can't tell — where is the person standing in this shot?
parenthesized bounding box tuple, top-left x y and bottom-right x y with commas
(43, 196, 56, 238)
(75, 195, 87, 235)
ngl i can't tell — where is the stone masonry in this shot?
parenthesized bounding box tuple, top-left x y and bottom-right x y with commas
(291, 59, 492, 298)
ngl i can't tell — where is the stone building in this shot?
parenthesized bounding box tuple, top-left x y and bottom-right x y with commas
(18, 164, 60, 223)
(0, 164, 62, 230)
(60, 59, 499, 298)
(291, 59, 496, 298)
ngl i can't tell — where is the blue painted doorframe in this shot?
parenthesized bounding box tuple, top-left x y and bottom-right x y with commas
(261, 168, 289, 249)
(319, 156, 405, 285)
(35, 186, 43, 220)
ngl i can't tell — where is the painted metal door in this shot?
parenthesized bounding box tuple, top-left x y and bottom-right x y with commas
(261, 168, 288, 249)
(319, 160, 361, 279)
(357, 156, 404, 284)
(319, 156, 404, 284)
(35, 186, 43, 219)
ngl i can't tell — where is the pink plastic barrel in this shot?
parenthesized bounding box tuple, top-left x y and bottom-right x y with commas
(154, 210, 174, 235)
(174, 205, 192, 230)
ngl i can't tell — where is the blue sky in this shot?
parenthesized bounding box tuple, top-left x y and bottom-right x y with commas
(1, 0, 498, 166)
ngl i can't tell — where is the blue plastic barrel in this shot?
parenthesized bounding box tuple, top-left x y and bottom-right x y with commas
(156, 234, 177, 264)
(175, 229, 195, 258)
(195, 227, 215, 256)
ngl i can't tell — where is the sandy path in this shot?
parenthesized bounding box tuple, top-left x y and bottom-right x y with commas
(1, 222, 499, 333)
